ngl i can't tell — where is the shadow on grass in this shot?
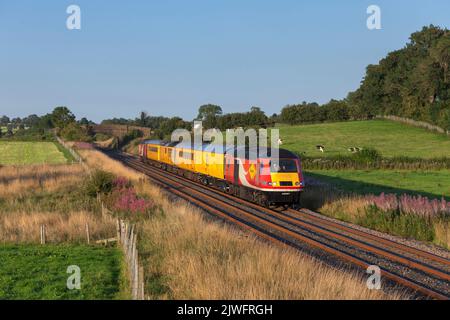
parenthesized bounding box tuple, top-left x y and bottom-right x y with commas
(305, 171, 450, 202)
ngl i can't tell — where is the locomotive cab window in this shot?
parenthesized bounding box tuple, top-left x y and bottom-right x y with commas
(270, 159, 297, 173)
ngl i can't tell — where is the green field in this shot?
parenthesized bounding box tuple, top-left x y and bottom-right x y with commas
(306, 170, 450, 200)
(278, 119, 450, 159)
(0, 245, 127, 300)
(0, 141, 69, 165)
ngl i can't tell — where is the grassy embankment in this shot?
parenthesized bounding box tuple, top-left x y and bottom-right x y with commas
(279, 119, 449, 247)
(77, 148, 403, 299)
(0, 162, 128, 299)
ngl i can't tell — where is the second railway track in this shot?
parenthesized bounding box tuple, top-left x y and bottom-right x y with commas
(106, 150, 450, 300)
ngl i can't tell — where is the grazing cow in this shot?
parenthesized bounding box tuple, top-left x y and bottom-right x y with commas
(348, 147, 362, 153)
(316, 145, 325, 153)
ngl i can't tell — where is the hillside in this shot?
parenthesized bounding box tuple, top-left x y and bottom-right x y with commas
(278, 119, 450, 159)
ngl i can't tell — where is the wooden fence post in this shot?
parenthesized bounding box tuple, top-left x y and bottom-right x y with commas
(85, 223, 90, 245)
(139, 266, 144, 300)
(40, 225, 46, 245)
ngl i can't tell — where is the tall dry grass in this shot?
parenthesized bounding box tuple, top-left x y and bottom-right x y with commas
(433, 220, 450, 248)
(81, 149, 403, 299)
(0, 164, 85, 197)
(139, 196, 401, 300)
(78, 149, 144, 181)
(0, 211, 116, 244)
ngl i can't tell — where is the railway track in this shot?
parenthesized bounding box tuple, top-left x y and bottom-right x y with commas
(107, 151, 450, 300)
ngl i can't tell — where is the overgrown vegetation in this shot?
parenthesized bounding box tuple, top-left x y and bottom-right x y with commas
(83, 170, 115, 197)
(303, 180, 450, 248)
(0, 163, 127, 299)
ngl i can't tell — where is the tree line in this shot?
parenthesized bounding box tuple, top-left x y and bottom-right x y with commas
(0, 107, 93, 141)
(280, 25, 449, 130)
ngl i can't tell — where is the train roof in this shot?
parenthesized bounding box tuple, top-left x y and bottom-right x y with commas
(142, 140, 298, 159)
(142, 139, 166, 145)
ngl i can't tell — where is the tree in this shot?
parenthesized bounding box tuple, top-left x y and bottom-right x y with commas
(347, 25, 450, 126)
(79, 117, 90, 126)
(248, 106, 268, 126)
(196, 104, 223, 120)
(158, 117, 191, 139)
(323, 100, 350, 121)
(51, 106, 76, 129)
(11, 117, 22, 128)
(139, 111, 148, 126)
(0, 116, 10, 126)
(196, 104, 222, 128)
(23, 114, 40, 128)
(37, 114, 54, 129)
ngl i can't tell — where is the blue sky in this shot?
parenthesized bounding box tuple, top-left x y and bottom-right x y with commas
(0, 1, 449, 122)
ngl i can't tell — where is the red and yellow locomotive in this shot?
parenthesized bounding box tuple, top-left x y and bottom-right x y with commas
(138, 140, 304, 207)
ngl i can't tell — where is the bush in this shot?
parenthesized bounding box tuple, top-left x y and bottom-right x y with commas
(84, 170, 115, 197)
(352, 148, 382, 164)
(119, 130, 143, 148)
(94, 133, 112, 142)
(60, 123, 93, 142)
(301, 155, 450, 170)
(360, 206, 435, 242)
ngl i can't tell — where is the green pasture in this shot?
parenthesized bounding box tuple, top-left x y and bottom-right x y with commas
(0, 141, 69, 165)
(278, 119, 450, 159)
(0, 244, 128, 300)
(306, 169, 450, 200)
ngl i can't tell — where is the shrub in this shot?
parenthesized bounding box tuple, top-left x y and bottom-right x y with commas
(352, 148, 382, 164)
(94, 133, 112, 142)
(367, 193, 450, 219)
(360, 205, 435, 242)
(84, 170, 115, 197)
(301, 155, 450, 170)
(113, 188, 154, 215)
(60, 123, 93, 142)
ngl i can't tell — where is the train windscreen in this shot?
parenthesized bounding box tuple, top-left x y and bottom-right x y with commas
(270, 159, 297, 173)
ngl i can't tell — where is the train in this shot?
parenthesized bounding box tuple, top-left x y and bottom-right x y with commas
(138, 140, 304, 207)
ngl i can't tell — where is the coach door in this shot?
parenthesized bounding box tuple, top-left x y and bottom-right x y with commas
(234, 158, 239, 184)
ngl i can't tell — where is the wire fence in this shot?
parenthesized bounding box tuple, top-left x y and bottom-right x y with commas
(117, 218, 145, 300)
(55, 136, 90, 171)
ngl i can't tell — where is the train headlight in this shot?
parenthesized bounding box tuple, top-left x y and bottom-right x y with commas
(295, 181, 300, 186)
(272, 182, 277, 186)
